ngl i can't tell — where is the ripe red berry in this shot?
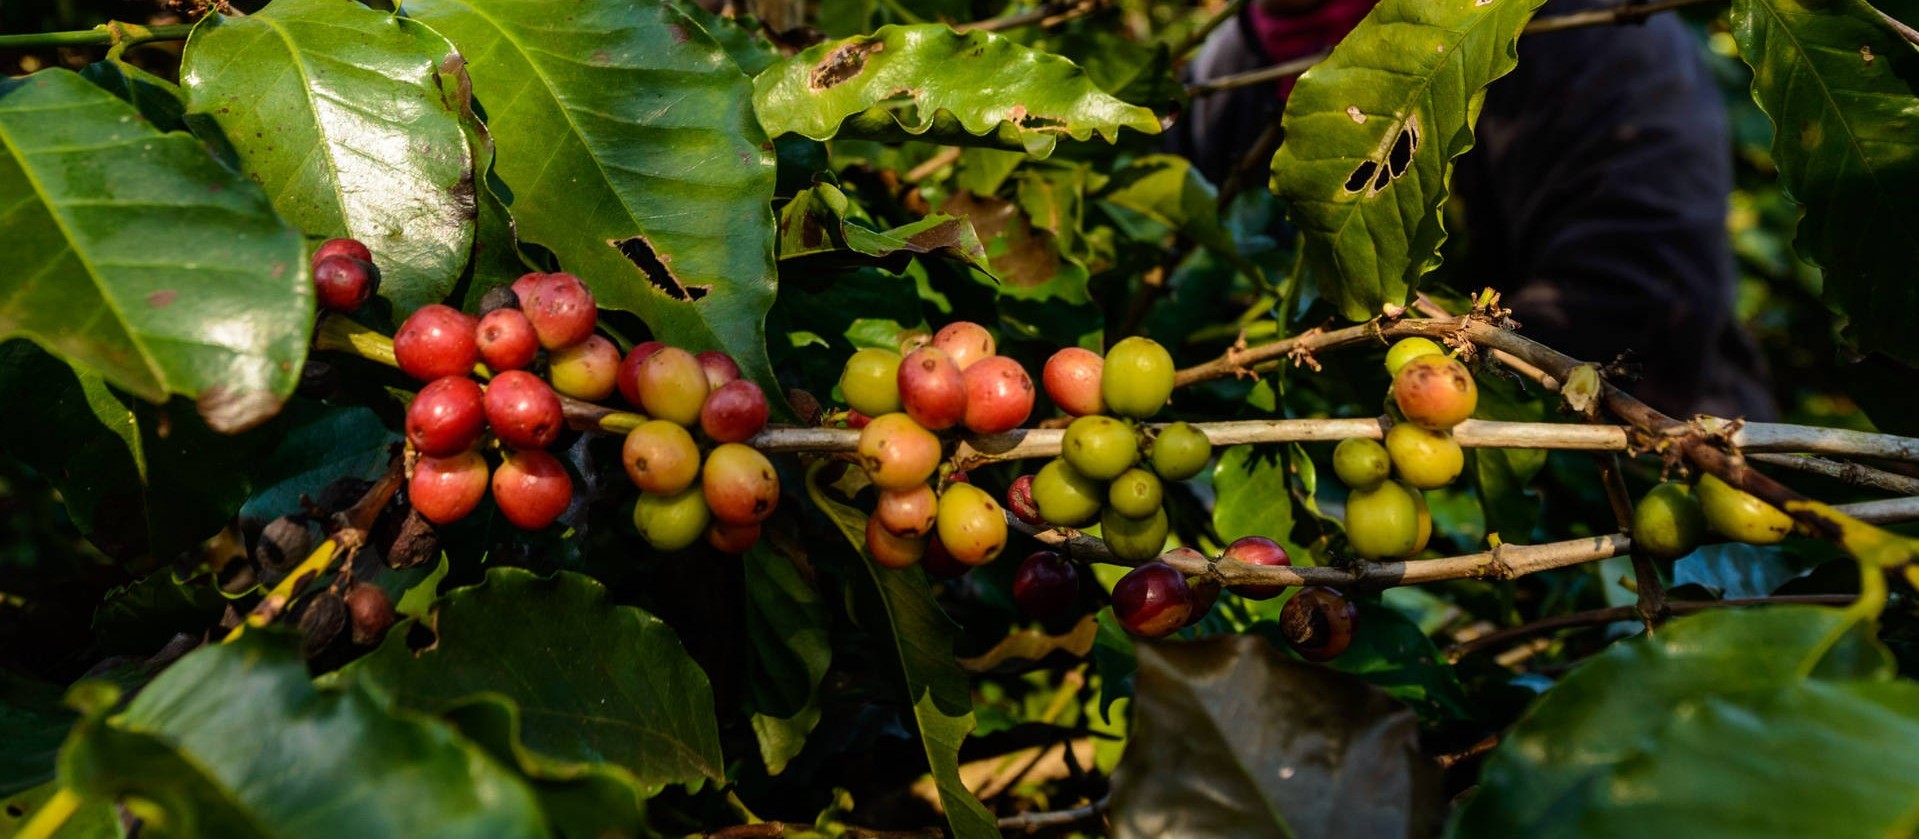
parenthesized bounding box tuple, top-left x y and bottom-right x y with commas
(875, 484, 939, 538)
(1111, 561, 1193, 638)
(898, 347, 966, 431)
(312, 255, 376, 314)
(409, 449, 489, 524)
(510, 272, 541, 303)
(706, 520, 762, 554)
(1006, 474, 1045, 526)
(1222, 536, 1291, 600)
(700, 380, 769, 444)
(1280, 586, 1358, 661)
(492, 449, 572, 530)
(520, 272, 597, 350)
(1012, 551, 1079, 619)
(406, 376, 486, 456)
(313, 237, 372, 266)
(394, 304, 479, 382)
(484, 370, 563, 450)
(549, 334, 621, 402)
(475, 308, 539, 371)
(703, 443, 780, 525)
(697, 351, 742, 390)
(617, 341, 665, 409)
(932, 321, 995, 371)
(960, 355, 1034, 434)
(1042, 347, 1104, 417)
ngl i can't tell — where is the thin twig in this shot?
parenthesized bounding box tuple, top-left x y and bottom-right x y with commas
(998, 793, 1110, 831)
(224, 454, 404, 641)
(1447, 594, 1858, 660)
(1748, 453, 1919, 496)
(903, 147, 963, 183)
(1185, 50, 1326, 98)
(958, 0, 1104, 32)
(1868, 4, 1919, 48)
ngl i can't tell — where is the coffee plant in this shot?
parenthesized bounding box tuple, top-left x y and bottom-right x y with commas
(3, 0, 1919, 836)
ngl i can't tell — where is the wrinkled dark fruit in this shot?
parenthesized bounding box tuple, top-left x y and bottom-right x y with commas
(296, 590, 347, 658)
(345, 583, 396, 646)
(1006, 474, 1045, 526)
(296, 359, 340, 400)
(1012, 551, 1079, 620)
(254, 515, 313, 574)
(1280, 586, 1358, 662)
(1111, 561, 1193, 638)
(477, 284, 520, 314)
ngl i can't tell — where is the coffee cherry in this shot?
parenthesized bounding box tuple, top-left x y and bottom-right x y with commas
(510, 272, 541, 303)
(873, 484, 937, 538)
(932, 321, 996, 371)
(1149, 422, 1210, 481)
(394, 304, 479, 382)
(477, 284, 520, 314)
(549, 335, 621, 401)
(696, 351, 742, 390)
(345, 583, 396, 646)
(1384, 337, 1444, 376)
(622, 420, 701, 495)
(1222, 536, 1291, 600)
(312, 255, 376, 314)
(1280, 586, 1357, 661)
(1181, 558, 1222, 628)
(484, 370, 564, 450)
(960, 356, 1035, 434)
(857, 413, 942, 490)
(1063, 415, 1139, 480)
(840, 348, 904, 417)
(1696, 473, 1793, 545)
(1006, 474, 1045, 526)
(1012, 551, 1079, 619)
(921, 536, 968, 578)
(1111, 561, 1193, 638)
(476, 308, 539, 372)
(1634, 482, 1705, 559)
(899, 347, 967, 430)
(1108, 468, 1163, 520)
(1101, 337, 1175, 419)
(635, 347, 710, 427)
(867, 515, 928, 569)
(1101, 506, 1169, 562)
(634, 486, 710, 551)
(1043, 347, 1104, 416)
(936, 483, 1006, 566)
(705, 520, 762, 554)
(410, 450, 489, 524)
(1393, 355, 1477, 430)
(255, 515, 313, 573)
(520, 272, 597, 350)
(1404, 480, 1432, 557)
(313, 237, 372, 265)
(617, 341, 666, 409)
(701, 380, 769, 444)
(1345, 480, 1420, 559)
(1332, 437, 1391, 490)
(703, 443, 780, 525)
(406, 376, 486, 456)
(1384, 423, 1463, 490)
(492, 449, 572, 530)
(1032, 458, 1103, 527)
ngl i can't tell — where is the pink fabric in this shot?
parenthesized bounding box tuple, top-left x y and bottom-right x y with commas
(1246, 0, 1379, 98)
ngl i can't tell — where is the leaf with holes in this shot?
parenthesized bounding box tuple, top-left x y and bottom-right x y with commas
(0, 70, 309, 432)
(1729, 0, 1919, 366)
(400, 0, 780, 392)
(754, 25, 1161, 157)
(181, 0, 476, 316)
(1270, 0, 1547, 321)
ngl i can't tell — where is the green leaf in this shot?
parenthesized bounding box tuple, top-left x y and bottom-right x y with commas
(61, 633, 547, 839)
(400, 0, 781, 389)
(1212, 445, 1299, 550)
(1730, 0, 1919, 365)
(0, 675, 74, 798)
(181, 0, 475, 316)
(90, 570, 227, 656)
(803, 462, 1002, 839)
(0, 783, 119, 839)
(1270, 0, 1548, 321)
(1468, 374, 1545, 543)
(671, 0, 781, 76)
(753, 24, 1161, 157)
(0, 70, 308, 432)
(79, 57, 186, 133)
(1110, 635, 1442, 838)
(1099, 154, 1257, 282)
(351, 567, 724, 796)
(237, 401, 397, 523)
(744, 544, 831, 775)
(779, 182, 989, 273)
(1254, 599, 1471, 723)
(1452, 606, 1919, 838)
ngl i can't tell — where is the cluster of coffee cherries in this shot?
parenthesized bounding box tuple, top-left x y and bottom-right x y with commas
(1326, 338, 1475, 560)
(1633, 472, 1794, 560)
(840, 322, 1036, 571)
(619, 341, 776, 555)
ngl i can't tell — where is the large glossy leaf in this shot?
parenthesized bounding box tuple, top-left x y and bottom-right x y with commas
(1212, 445, 1299, 550)
(1451, 606, 1919, 838)
(0, 70, 308, 432)
(1270, 0, 1547, 321)
(1729, 0, 1919, 365)
(754, 24, 1161, 157)
(401, 0, 780, 388)
(1110, 635, 1443, 839)
(351, 567, 724, 796)
(804, 461, 1002, 839)
(60, 633, 547, 839)
(743, 543, 831, 776)
(181, 0, 475, 316)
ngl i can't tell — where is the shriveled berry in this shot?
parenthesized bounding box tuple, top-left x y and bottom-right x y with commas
(1149, 422, 1210, 481)
(634, 487, 710, 551)
(520, 272, 597, 350)
(617, 341, 666, 409)
(700, 380, 769, 444)
(1384, 337, 1444, 376)
(696, 351, 742, 390)
(936, 483, 1006, 566)
(476, 308, 539, 371)
(1031, 458, 1102, 528)
(410, 450, 489, 525)
(932, 321, 995, 371)
(622, 420, 701, 495)
(637, 347, 710, 427)
(1107, 468, 1162, 520)
(484, 370, 564, 450)
(899, 347, 967, 430)
(867, 515, 928, 569)
(1222, 536, 1290, 600)
(961, 355, 1034, 434)
(1280, 586, 1358, 661)
(406, 376, 486, 456)
(1384, 423, 1462, 490)
(492, 449, 572, 530)
(1006, 474, 1045, 526)
(1332, 437, 1391, 490)
(1111, 561, 1192, 638)
(876, 484, 939, 538)
(477, 284, 520, 314)
(703, 443, 780, 525)
(312, 255, 376, 314)
(255, 515, 313, 572)
(841, 348, 904, 417)
(394, 304, 479, 382)
(1063, 415, 1139, 481)
(345, 583, 395, 646)
(706, 520, 762, 554)
(1043, 347, 1104, 417)
(1012, 551, 1079, 619)
(857, 413, 942, 491)
(313, 237, 372, 266)
(1393, 355, 1477, 430)
(1100, 505, 1169, 562)
(1101, 337, 1175, 420)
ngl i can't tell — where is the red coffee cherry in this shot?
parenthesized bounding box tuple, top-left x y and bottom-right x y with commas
(312, 237, 372, 266)
(960, 355, 1035, 434)
(1005, 474, 1045, 526)
(703, 443, 780, 525)
(409, 449, 489, 525)
(1012, 551, 1079, 620)
(875, 484, 939, 538)
(492, 449, 572, 530)
(519, 272, 597, 350)
(1111, 561, 1193, 638)
(1392, 355, 1477, 430)
(700, 380, 769, 444)
(475, 308, 539, 372)
(697, 351, 742, 390)
(312, 255, 376, 314)
(1221, 536, 1291, 600)
(867, 515, 927, 569)
(931, 321, 995, 371)
(706, 520, 762, 554)
(1042, 347, 1104, 417)
(406, 376, 486, 457)
(394, 304, 479, 382)
(898, 347, 967, 431)
(484, 370, 563, 450)
(616, 340, 666, 409)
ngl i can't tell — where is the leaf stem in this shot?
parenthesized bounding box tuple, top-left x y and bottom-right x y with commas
(14, 789, 79, 839)
(0, 22, 195, 51)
